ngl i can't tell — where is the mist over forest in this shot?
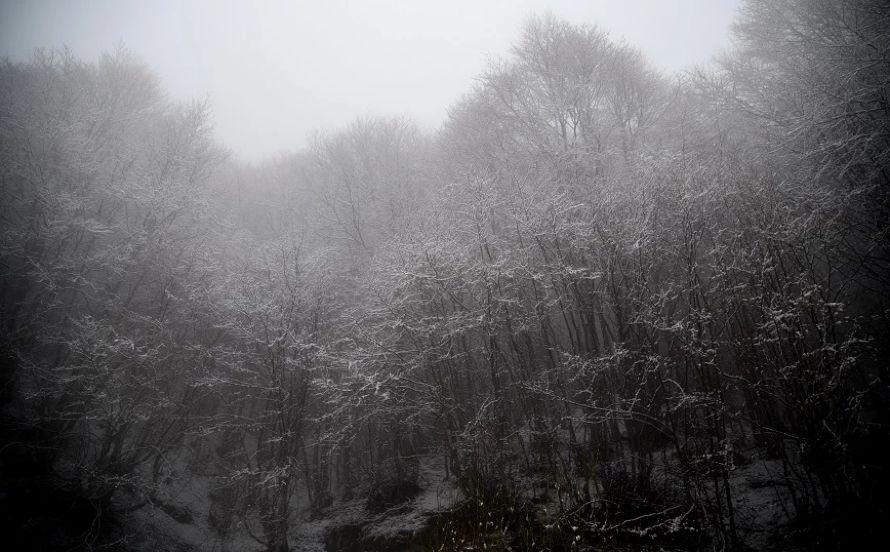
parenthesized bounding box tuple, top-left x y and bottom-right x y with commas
(1, 1, 889, 550)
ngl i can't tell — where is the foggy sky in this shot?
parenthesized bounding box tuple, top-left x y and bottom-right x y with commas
(0, 0, 739, 162)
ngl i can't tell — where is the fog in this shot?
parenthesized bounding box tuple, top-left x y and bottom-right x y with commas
(1, 0, 737, 160)
(5, 1, 887, 550)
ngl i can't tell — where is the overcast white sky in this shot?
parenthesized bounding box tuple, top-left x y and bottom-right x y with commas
(1, 0, 740, 161)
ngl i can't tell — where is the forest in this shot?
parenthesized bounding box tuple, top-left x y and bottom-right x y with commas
(1, 0, 889, 550)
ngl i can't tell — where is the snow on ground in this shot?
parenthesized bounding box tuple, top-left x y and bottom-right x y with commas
(118, 446, 796, 551)
(364, 455, 464, 539)
(729, 455, 797, 550)
(291, 454, 463, 550)
(122, 448, 262, 552)
(118, 452, 461, 551)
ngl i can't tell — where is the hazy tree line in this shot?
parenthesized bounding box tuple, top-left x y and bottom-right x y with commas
(2, 1, 889, 550)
